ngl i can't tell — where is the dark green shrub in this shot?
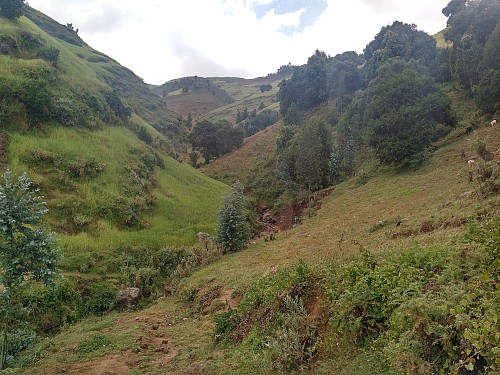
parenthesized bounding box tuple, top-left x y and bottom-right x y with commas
(17, 78, 51, 127)
(102, 89, 131, 122)
(37, 46, 59, 65)
(4, 324, 38, 368)
(84, 281, 115, 316)
(137, 126, 153, 145)
(17, 279, 82, 332)
(51, 97, 80, 127)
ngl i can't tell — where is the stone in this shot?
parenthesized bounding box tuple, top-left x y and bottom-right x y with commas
(196, 232, 211, 242)
(116, 287, 141, 308)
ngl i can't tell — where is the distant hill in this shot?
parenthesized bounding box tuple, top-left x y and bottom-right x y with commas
(151, 73, 290, 123)
(151, 76, 235, 119)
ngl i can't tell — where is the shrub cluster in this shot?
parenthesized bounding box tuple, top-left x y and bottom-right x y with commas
(214, 261, 319, 373)
(324, 220, 499, 374)
(214, 217, 499, 374)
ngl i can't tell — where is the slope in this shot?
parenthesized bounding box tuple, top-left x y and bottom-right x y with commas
(12, 113, 500, 375)
(23, 6, 183, 134)
(0, 11, 228, 274)
(151, 74, 289, 124)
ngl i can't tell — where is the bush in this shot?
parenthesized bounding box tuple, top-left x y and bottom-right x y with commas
(266, 295, 317, 373)
(17, 279, 82, 332)
(4, 325, 38, 369)
(37, 46, 59, 65)
(324, 227, 500, 374)
(84, 281, 116, 316)
(51, 97, 80, 127)
(214, 261, 318, 373)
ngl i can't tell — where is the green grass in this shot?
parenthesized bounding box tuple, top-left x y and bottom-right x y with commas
(10, 104, 500, 375)
(7, 124, 228, 274)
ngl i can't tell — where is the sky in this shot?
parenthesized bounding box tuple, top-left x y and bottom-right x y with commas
(26, 0, 452, 85)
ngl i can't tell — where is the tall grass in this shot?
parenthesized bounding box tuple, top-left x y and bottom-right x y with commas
(7, 125, 228, 273)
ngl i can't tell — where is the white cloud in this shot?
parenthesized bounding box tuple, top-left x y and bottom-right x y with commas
(26, 0, 450, 84)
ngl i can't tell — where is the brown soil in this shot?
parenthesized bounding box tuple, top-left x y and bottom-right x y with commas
(256, 187, 334, 237)
(0, 133, 8, 165)
(196, 283, 242, 313)
(71, 350, 142, 375)
(68, 312, 180, 375)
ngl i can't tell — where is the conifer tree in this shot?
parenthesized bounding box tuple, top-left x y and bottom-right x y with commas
(215, 181, 250, 253)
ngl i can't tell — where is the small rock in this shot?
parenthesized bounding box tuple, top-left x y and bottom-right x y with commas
(186, 361, 209, 375)
(196, 232, 211, 242)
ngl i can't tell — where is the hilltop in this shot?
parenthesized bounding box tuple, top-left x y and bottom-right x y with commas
(151, 74, 289, 124)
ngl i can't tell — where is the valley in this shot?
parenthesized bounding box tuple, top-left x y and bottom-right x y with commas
(0, 1, 499, 374)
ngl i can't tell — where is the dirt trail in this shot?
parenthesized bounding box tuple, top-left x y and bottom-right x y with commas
(69, 312, 180, 375)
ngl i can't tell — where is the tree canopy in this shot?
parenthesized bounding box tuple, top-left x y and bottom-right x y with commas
(0, 0, 24, 20)
(362, 59, 454, 165)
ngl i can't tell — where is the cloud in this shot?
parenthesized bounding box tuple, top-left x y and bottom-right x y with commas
(26, 0, 451, 84)
(79, 3, 127, 34)
(170, 34, 251, 78)
(251, 0, 328, 35)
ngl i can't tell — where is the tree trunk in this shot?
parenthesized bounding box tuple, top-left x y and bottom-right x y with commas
(308, 183, 312, 218)
(1, 323, 7, 370)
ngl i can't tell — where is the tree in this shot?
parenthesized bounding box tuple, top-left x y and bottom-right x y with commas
(363, 21, 437, 80)
(363, 59, 454, 165)
(294, 120, 332, 215)
(215, 181, 250, 253)
(278, 50, 329, 115)
(0, 170, 60, 369)
(215, 120, 244, 156)
(0, 0, 24, 20)
(189, 120, 218, 164)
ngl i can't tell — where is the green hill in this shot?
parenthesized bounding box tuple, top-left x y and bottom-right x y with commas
(151, 74, 289, 124)
(1, 2, 500, 375)
(0, 9, 228, 275)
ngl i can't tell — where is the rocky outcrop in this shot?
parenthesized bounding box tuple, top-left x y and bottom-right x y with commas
(116, 287, 141, 309)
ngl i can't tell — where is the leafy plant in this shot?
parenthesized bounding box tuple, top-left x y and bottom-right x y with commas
(0, 169, 60, 369)
(84, 281, 115, 316)
(215, 180, 250, 253)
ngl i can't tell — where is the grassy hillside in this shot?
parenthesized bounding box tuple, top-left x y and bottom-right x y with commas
(23, 6, 183, 134)
(11, 116, 500, 375)
(0, 12, 228, 272)
(200, 119, 282, 205)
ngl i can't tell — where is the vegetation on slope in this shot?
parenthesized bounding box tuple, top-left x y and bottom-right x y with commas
(1, 0, 500, 374)
(0, 6, 229, 364)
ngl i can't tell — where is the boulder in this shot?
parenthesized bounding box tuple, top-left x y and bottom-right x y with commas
(196, 232, 211, 242)
(116, 287, 141, 308)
